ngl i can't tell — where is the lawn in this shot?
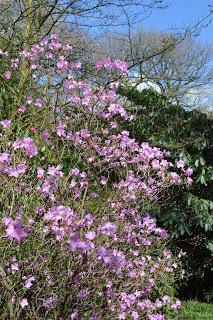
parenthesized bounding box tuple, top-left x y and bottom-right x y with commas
(170, 301, 213, 320)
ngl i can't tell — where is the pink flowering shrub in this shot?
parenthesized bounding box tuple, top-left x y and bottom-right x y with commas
(0, 35, 192, 320)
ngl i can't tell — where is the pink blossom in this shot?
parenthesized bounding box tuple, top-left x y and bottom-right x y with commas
(11, 261, 19, 272)
(31, 44, 43, 55)
(45, 52, 53, 59)
(13, 137, 37, 158)
(11, 59, 19, 69)
(100, 176, 107, 185)
(5, 220, 27, 242)
(162, 295, 171, 304)
(70, 61, 81, 69)
(40, 37, 48, 46)
(37, 167, 45, 179)
(99, 222, 117, 237)
(34, 98, 44, 108)
(24, 275, 35, 289)
(0, 152, 10, 164)
(56, 122, 67, 137)
(57, 55, 69, 70)
(112, 60, 128, 75)
(2, 216, 13, 226)
(80, 129, 90, 138)
(178, 249, 187, 258)
(7, 164, 27, 177)
(20, 298, 29, 308)
(18, 105, 26, 113)
(4, 70, 11, 79)
(30, 127, 37, 132)
(131, 311, 139, 320)
(47, 165, 63, 179)
(9, 256, 19, 272)
(96, 58, 111, 69)
(41, 180, 51, 193)
(88, 156, 95, 163)
(110, 82, 120, 90)
(77, 290, 88, 298)
(185, 167, 193, 176)
(170, 172, 181, 184)
(0, 119, 11, 129)
(41, 129, 49, 140)
(70, 168, 80, 176)
(171, 299, 181, 310)
(68, 233, 91, 252)
(26, 96, 33, 105)
(19, 50, 30, 58)
(70, 311, 78, 320)
(187, 177, 193, 185)
(176, 160, 185, 169)
(30, 64, 37, 70)
(42, 296, 58, 309)
(49, 34, 61, 51)
(63, 43, 73, 51)
(85, 231, 96, 240)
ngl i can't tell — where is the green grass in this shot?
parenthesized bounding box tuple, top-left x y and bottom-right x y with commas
(169, 301, 213, 320)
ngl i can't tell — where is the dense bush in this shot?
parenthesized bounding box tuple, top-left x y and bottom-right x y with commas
(118, 86, 213, 300)
(0, 36, 192, 319)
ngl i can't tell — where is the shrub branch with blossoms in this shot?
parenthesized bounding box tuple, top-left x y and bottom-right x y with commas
(0, 35, 192, 320)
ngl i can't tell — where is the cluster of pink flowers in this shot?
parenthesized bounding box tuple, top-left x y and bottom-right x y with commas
(96, 58, 128, 75)
(13, 137, 38, 158)
(0, 35, 191, 319)
(2, 217, 27, 242)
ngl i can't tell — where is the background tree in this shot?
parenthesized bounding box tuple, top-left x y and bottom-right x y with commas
(100, 29, 213, 104)
(118, 85, 213, 300)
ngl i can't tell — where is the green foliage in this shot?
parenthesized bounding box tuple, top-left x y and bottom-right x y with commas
(119, 85, 213, 300)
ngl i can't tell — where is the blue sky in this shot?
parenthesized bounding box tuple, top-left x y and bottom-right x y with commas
(142, 0, 212, 43)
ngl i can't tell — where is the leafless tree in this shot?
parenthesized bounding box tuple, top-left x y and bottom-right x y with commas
(98, 26, 213, 103)
(0, 0, 169, 50)
(0, 0, 212, 105)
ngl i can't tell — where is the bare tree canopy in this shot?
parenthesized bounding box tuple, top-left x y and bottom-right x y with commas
(0, 0, 212, 108)
(98, 27, 213, 103)
(0, 0, 169, 49)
